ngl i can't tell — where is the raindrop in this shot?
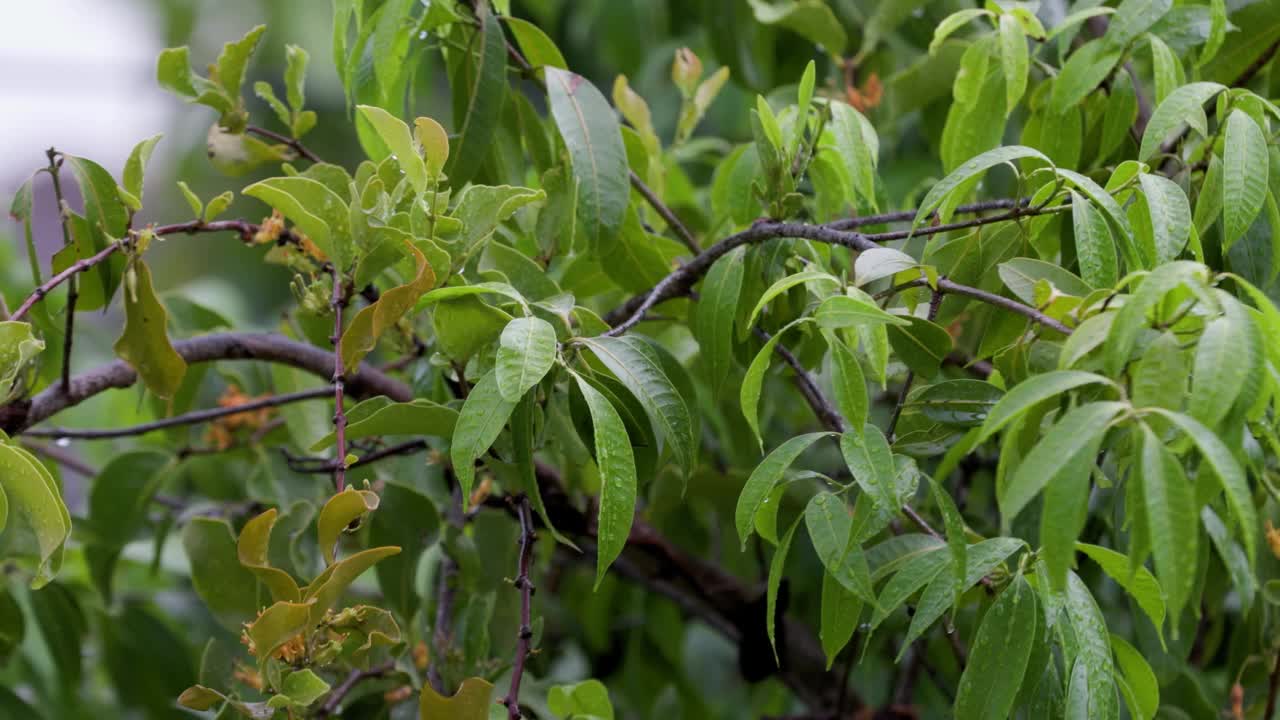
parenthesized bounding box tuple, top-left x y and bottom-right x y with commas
(55, 437, 71, 447)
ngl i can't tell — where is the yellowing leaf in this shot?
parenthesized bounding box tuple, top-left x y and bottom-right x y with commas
(317, 488, 380, 566)
(237, 509, 302, 603)
(113, 260, 187, 400)
(420, 676, 493, 720)
(413, 116, 450, 179)
(340, 240, 435, 370)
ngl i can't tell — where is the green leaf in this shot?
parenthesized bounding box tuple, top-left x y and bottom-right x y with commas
(1222, 109, 1270, 248)
(1076, 543, 1166, 637)
(113, 260, 187, 399)
(826, 101, 878, 206)
(451, 370, 519, 509)
(546, 67, 629, 251)
(302, 546, 400, 624)
(268, 669, 330, 709)
(747, 0, 847, 54)
(356, 105, 427, 195)
(547, 679, 615, 719)
(735, 432, 834, 547)
(1111, 634, 1158, 720)
(927, 473, 967, 603)
(869, 544, 949, 632)
(311, 399, 456, 451)
(420, 677, 493, 720)
(840, 426, 898, 516)
(814, 294, 908, 328)
(913, 146, 1050, 231)
(979, 370, 1115, 441)
(181, 518, 260, 630)
(1144, 408, 1256, 568)
(1201, 506, 1256, 617)
(853, 247, 918, 287)
(746, 269, 840, 329)
(1102, 0, 1172, 50)
(1137, 173, 1191, 264)
(825, 331, 868, 432)
(998, 257, 1093, 303)
(496, 317, 558, 402)
(819, 572, 862, 668)
(805, 492, 875, 603)
(432, 295, 513, 363)
(121, 134, 162, 207)
(1104, 262, 1209, 375)
(912, 379, 1004, 427)
(766, 516, 801, 663)
(1137, 424, 1197, 629)
(64, 155, 129, 299)
(1051, 40, 1123, 113)
(448, 185, 546, 268)
(340, 241, 436, 370)
(999, 14, 1028, 114)
(446, 8, 506, 187)
(0, 322, 44, 404)
(741, 319, 811, 448)
(1059, 572, 1119, 720)
(1147, 34, 1181, 106)
(317, 488, 380, 566)
(503, 16, 567, 69)
(242, 176, 351, 268)
(571, 373, 637, 586)
(237, 510, 302, 603)
(886, 316, 953, 377)
(1189, 297, 1255, 428)
(0, 444, 71, 588)
(694, 247, 746, 394)
(284, 44, 309, 111)
(414, 117, 450, 180)
(1138, 82, 1224, 161)
(1196, 0, 1227, 67)
(929, 9, 993, 55)
(955, 575, 1038, 720)
(215, 25, 266, 99)
(579, 336, 695, 476)
(1001, 402, 1126, 526)
(156, 46, 200, 98)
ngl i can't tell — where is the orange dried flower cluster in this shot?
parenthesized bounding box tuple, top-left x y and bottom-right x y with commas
(252, 210, 286, 245)
(1266, 520, 1280, 560)
(205, 384, 276, 449)
(845, 70, 882, 113)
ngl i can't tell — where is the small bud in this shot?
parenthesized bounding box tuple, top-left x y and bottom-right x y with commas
(672, 48, 703, 97)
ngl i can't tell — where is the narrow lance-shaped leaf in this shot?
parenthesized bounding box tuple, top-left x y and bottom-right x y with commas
(805, 492, 875, 603)
(741, 319, 811, 449)
(735, 432, 835, 548)
(979, 370, 1115, 442)
(913, 146, 1051, 231)
(546, 67, 629, 251)
(927, 474, 967, 604)
(999, 14, 1028, 114)
(446, 7, 507, 187)
(571, 373, 637, 587)
(840, 426, 898, 516)
(356, 105, 427, 195)
(694, 247, 746, 394)
(766, 516, 801, 664)
(1075, 543, 1166, 638)
(1222, 109, 1269, 248)
(113, 260, 188, 400)
(495, 317, 558, 402)
(451, 371, 519, 508)
(954, 575, 1038, 720)
(1138, 424, 1197, 634)
(579, 336, 695, 476)
(824, 330, 867, 432)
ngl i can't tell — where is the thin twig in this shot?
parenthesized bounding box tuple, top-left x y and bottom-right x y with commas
(1266, 649, 1280, 720)
(20, 441, 96, 477)
(316, 660, 394, 716)
(825, 198, 1026, 231)
(283, 439, 429, 474)
(10, 218, 299, 322)
(330, 271, 349, 492)
(630, 170, 699, 253)
(244, 124, 323, 164)
(751, 327, 844, 432)
(501, 495, 537, 720)
(45, 148, 76, 389)
(22, 387, 331, 440)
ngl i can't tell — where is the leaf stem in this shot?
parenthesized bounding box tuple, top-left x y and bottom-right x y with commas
(244, 124, 323, 164)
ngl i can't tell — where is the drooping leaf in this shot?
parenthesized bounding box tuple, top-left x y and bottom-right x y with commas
(911, 380, 1003, 427)
(317, 488, 380, 566)
(913, 146, 1051, 231)
(310, 399, 457, 451)
(1222, 109, 1270, 248)
(1075, 543, 1166, 637)
(886, 316, 953, 377)
(954, 575, 1038, 720)
(113, 260, 187, 400)
(805, 492, 875, 603)
(340, 240, 435, 370)
(1111, 634, 1159, 720)
(814, 294, 908, 328)
(840, 426, 898, 516)
(735, 432, 834, 547)
(451, 370, 519, 508)
(546, 67, 629, 251)
(998, 14, 1028, 114)
(571, 372, 637, 586)
(694, 247, 746, 394)
(979, 370, 1115, 441)
(447, 8, 507, 187)
(1138, 82, 1224, 161)
(825, 330, 868, 432)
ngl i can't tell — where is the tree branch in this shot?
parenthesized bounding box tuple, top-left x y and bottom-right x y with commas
(500, 495, 537, 720)
(316, 661, 394, 717)
(244, 124, 323, 164)
(21, 387, 332, 440)
(630, 170, 699, 253)
(1, 332, 411, 436)
(330, 272, 350, 491)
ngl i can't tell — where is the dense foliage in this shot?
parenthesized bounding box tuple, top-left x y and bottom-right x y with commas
(2, 0, 1280, 717)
